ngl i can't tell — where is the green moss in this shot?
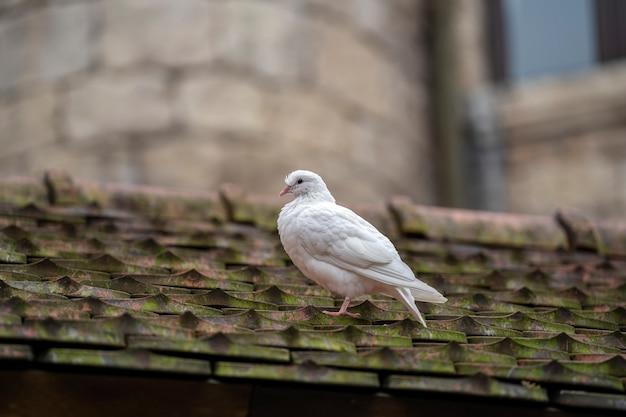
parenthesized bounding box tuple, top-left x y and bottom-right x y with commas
(470, 338, 569, 360)
(0, 250, 27, 264)
(472, 312, 575, 334)
(128, 333, 290, 362)
(101, 294, 223, 317)
(387, 374, 549, 402)
(513, 333, 621, 355)
(42, 348, 212, 375)
(356, 321, 467, 343)
(457, 361, 624, 391)
(292, 348, 456, 374)
(0, 320, 125, 347)
(428, 316, 522, 337)
(0, 344, 33, 361)
(230, 286, 334, 308)
(214, 361, 379, 387)
(230, 327, 356, 352)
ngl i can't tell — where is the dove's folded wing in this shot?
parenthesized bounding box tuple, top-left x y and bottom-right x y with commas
(295, 205, 430, 291)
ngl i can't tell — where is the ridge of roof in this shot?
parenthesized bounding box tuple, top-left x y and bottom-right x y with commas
(4, 170, 624, 255)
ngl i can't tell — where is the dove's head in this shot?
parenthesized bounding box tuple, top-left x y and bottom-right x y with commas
(279, 170, 335, 203)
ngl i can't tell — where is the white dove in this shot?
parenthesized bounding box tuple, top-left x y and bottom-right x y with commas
(277, 170, 447, 327)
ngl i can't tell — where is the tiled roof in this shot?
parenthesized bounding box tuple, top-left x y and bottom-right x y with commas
(0, 171, 624, 412)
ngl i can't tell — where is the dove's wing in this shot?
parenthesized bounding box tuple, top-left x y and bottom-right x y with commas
(295, 203, 434, 293)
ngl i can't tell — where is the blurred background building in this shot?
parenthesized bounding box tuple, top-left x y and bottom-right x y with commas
(0, 0, 624, 218)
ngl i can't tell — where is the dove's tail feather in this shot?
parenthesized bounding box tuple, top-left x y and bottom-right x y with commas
(410, 287, 447, 304)
(395, 287, 427, 327)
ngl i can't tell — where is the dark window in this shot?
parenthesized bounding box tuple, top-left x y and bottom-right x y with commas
(595, 0, 626, 62)
(486, 0, 508, 82)
(486, 0, 626, 83)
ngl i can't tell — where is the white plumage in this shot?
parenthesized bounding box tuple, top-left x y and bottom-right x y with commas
(277, 170, 446, 327)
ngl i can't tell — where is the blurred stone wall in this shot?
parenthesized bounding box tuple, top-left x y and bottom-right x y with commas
(496, 64, 626, 219)
(0, 0, 434, 204)
(453, 0, 626, 219)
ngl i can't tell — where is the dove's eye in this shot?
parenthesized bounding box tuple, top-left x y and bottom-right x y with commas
(297, 179, 303, 184)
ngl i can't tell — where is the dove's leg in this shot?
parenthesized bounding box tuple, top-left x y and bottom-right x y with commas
(323, 297, 361, 318)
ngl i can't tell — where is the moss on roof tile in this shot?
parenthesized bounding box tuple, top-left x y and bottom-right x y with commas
(41, 348, 212, 375)
(386, 373, 549, 402)
(214, 360, 379, 387)
(293, 347, 456, 374)
(0, 172, 624, 412)
(390, 197, 567, 249)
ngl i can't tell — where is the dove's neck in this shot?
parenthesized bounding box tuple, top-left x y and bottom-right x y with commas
(296, 189, 335, 204)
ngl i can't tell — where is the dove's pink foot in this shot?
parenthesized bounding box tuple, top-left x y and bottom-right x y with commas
(323, 297, 361, 318)
(323, 310, 361, 318)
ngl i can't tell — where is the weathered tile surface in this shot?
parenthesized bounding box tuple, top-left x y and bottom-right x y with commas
(386, 373, 549, 402)
(0, 173, 624, 411)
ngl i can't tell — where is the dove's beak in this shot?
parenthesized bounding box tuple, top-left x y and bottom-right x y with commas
(279, 185, 291, 197)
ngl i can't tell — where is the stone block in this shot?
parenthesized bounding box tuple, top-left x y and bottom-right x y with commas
(0, 2, 97, 91)
(268, 90, 429, 202)
(22, 140, 138, 184)
(0, 88, 57, 156)
(176, 73, 270, 133)
(63, 70, 172, 141)
(207, 1, 314, 82)
(313, 21, 410, 122)
(273, 90, 347, 154)
(234, 1, 313, 82)
(0, 0, 26, 10)
(308, 0, 420, 61)
(102, 0, 213, 67)
(506, 130, 626, 218)
(138, 136, 227, 191)
(139, 135, 290, 195)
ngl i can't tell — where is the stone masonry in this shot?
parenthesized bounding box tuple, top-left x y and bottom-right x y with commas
(0, 0, 435, 204)
(496, 63, 626, 220)
(453, 0, 626, 220)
